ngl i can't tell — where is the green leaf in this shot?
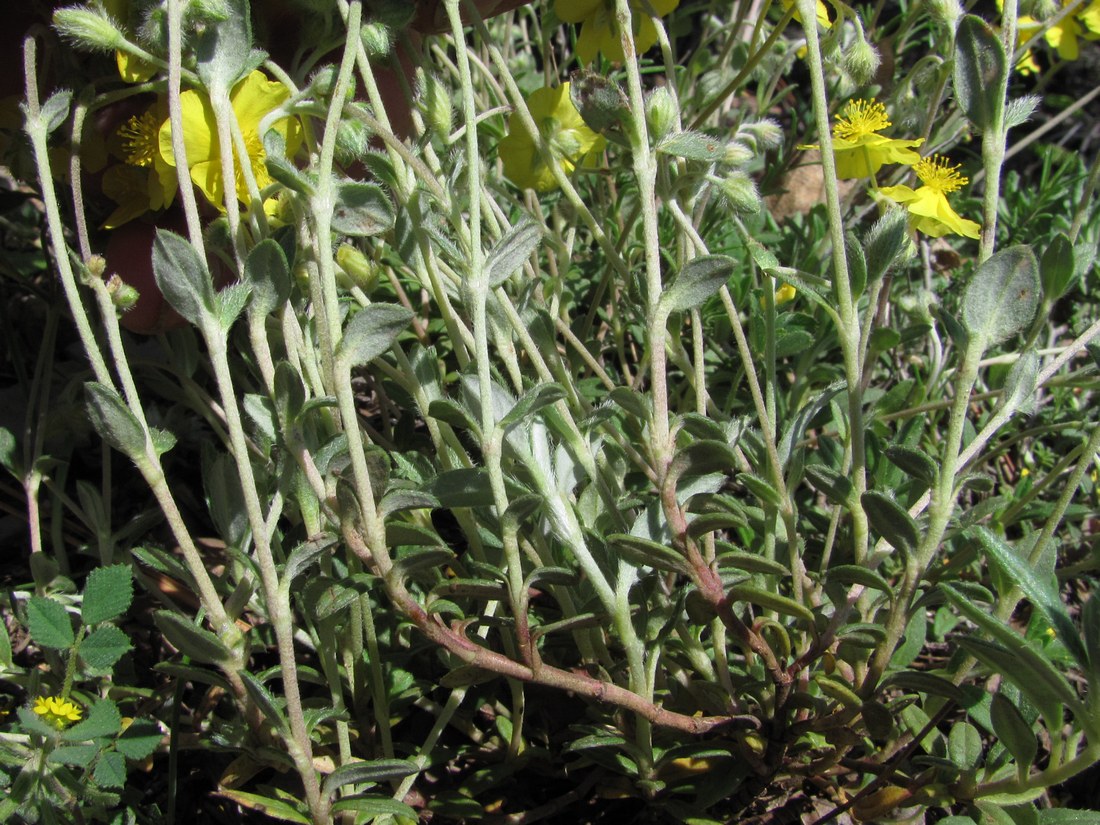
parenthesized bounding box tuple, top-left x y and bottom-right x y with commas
(0, 616, 11, 668)
(116, 719, 163, 760)
(244, 239, 291, 317)
(216, 282, 252, 330)
(79, 626, 131, 670)
(657, 131, 727, 161)
(241, 671, 289, 733)
(804, 464, 854, 506)
(38, 90, 73, 135)
(331, 795, 419, 819)
(864, 207, 912, 284)
(381, 489, 442, 516)
(153, 611, 232, 665)
(215, 789, 311, 824)
(883, 671, 966, 702)
(668, 440, 737, 484)
(861, 491, 920, 555)
(391, 548, 455, 580)
(428, 468, 494, 508)
(990, 692, 1037, 771)
(727, 584, 814, 624)
(501, 383, 566, 428)
(1083, 592, 1100, 688)
(322, 759, 418, 798)
(524, 566, 579, 589)
(0, 426, 19, 476)
(331, 182, 395, 237)
(1038, 811, 1100, 824)
(62, 698, 122, 741)
(193, 0, 252, 88)
(953, 15, 1007, 131)
(485, 220, 541, 288)
(948, 721, 982, 770)
(714, 546, 790, 576)
(999, 350, 1039, 415)
(85, 382, 146, 458)
(283, 535, 338, 588)
(335, 304, 414, 369)
(737, 473, 782, 509)
(48, 744, 99, 767)
(608, 534, 692, 575)
(152, 229, 216, 325)
(92, 750, 127, 789)
(1040, 233, 1076, 300)
(26, 596, 75, 649)
(884, 445, 938, 487)
(826, 564, 894, 599)
(659, 255, 735, 315)
(971, 527, 1087, 669)
(961, 246, 1040, 351)
(81, 564, 133, 625)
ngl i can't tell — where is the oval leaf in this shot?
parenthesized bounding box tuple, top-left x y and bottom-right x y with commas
(962, 246, 1040, 351)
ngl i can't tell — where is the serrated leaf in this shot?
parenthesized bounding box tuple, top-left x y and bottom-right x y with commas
(153, 611, 231, 665)
(81, 564, 133, 625)
(48, 744, 99, 767)
(152, 229, 215, 325)
(116, 719, 163, 760)
(953, 15, 1007, 131)
(92, 750, 127, 789)
(26, 596, 75, 649)
(485, 220, 541, 288)
(962, 246, 1040, 351)
(861, 491, 920, 554)
(85, 382, 146, 458)
(331, 182, 395, 237)
(971, 527, 1087, 669)
(659, 255, 735, 315)
(79, 626, 131, 670)
(245, 239, 291, 317)
(728, 584, 814, 624)
(62, 698, 122, 741)
(335, 304, 413, 369)
(990, 691, 1037, 771)
(322, 759, 418, 798)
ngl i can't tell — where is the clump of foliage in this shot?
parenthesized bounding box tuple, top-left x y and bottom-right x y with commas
(1, 0, 1099, 822)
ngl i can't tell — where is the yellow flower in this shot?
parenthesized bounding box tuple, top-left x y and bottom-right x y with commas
(555, 0, 679, 64)
(800, 99, 923, 179)
(879, 155, 981, 239)
(499, 83, 606, 192)
(102, 99, 178, 229)
(33, 695, 82, 729)
(781, 0, 833, 29)
(1004, 0, 1100, 73)
(158, 70, 302, 210)
(775, 283, 797, 304)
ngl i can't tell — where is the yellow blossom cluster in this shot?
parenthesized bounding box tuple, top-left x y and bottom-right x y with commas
(33, 695, 82, 729)
(1007, 0, 1100, 74)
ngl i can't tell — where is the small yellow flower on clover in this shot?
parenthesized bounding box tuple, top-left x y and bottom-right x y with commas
(801, 99, 924, 179)
(555, 0, 680, 64)
(499, 83, 606, 192)
(158, 70, 302, 210)
(102, 99, 178, 229)
(33, 695, 82, 729)
(879, 155, 981, 239)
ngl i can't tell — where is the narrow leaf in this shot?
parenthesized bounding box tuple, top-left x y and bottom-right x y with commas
(153, 611, 231, 665)
(322, 759, 418, 798)
(861, 491, 920, 554)
(728, 584, 814, 624)
(990, 691, 1037, 770)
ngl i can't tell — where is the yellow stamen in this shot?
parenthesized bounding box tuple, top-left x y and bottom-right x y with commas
(832, 99, 891, 141)
(914, 155, 968, 193)
(118, 111, 160, 168)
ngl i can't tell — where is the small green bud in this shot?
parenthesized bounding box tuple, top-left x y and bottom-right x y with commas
(309, 66, 339, 97)
(927, 0, 962, 29)
(86, 254, 107, 280)
(722, 142, 753, 166)
(335, 119, 371, 166)
(645, 87, 677, 143)
(715, 171, 761, 214)
(53, 6, 125, 53)
(336, 244, 379, 293)
(842, 29, 881, 86)
(361, 22, 392, 57)
(419, 71, 454, 140)
(107, 275, 140, 311)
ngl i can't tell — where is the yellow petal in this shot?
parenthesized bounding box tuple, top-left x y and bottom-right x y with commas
(158, 89, 216, 169)
(555, 0, 602, 23)
(116, 50, 157, 83)
(230, 71, 292, 133)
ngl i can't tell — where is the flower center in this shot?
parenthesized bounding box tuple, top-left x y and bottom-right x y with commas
(832, 99, 891, 140)
(914, 155, 967, 193)
(118, 110, 161, 168)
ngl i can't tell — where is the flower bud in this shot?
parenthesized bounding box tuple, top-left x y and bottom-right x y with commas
(645, 87, 677, 143)
(360, 22, 392, 57)
(86, 255, 107, 280)
(722, 141, 754, 166)
(335, 119, 371, 166)
(842, 30, 881, 86)
(336, 244, 379, 293)
(107, 274, 140, 310)
(53, 6, 124, 52)
(926, 0, 962, 30)
(715, 171, 761, 214)
(419, 70, 454, 141)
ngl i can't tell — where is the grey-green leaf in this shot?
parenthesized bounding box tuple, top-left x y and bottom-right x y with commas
(961, 246, 1040, 351)
(152, 229, 216, 325)
(953, 15, 1007, 131)
(990, 691, 1037, 770)
(245, 239, 291, 317)
(1040, 233, 1076, 300)
(660, 255, 735, 315)
(657, 131, 727, 161)
(81, 564, 133, 625)
(501, 383, 566, 428)
(153, 611, 231, 665)
(485, 220, 541, 288)
(322, 759, 418, 798)
(331, 182, 395, 237)
(861, 491, 920, 554)
(86, 382, 146, 458)
(335, 304, 414, 369)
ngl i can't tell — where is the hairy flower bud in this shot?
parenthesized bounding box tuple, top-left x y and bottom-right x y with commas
(645, 87, 677, 143)
(336, 244, 379, 294)
(842, 30, 881, 86)
(361, 21, 393, 57)
(53, 6, 125, 53)
(420, 71, 454, 140)
(715, 171, 761, 214)
(107, 274, 140, 310)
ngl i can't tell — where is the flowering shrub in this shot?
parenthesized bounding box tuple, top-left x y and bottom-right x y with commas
(0, 0, 1098, 823)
